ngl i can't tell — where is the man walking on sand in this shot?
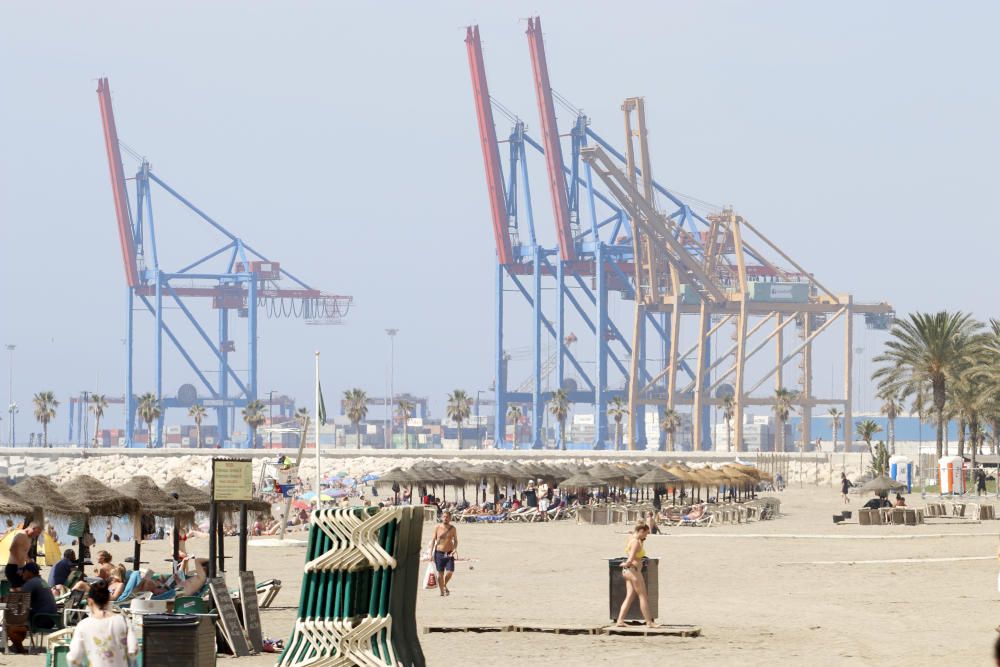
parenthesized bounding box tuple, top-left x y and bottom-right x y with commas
(429, 511, 458, 597)
(6, 522, 41, 590)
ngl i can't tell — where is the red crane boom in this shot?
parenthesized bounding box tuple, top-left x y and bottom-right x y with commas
(466, 25, 514, 265)
(97, 77, 141, 287)
(526, 16, 576, 262)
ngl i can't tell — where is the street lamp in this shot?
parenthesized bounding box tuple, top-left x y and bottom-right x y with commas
(268, 390, 276, 448)
(385, 329, 398, 448)
(475, 390, 485, 449)
(5, 345, 14, 446)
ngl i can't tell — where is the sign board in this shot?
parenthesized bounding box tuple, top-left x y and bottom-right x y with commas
(209, 576, 253, 656)
(213, 458, 253, 502)
(239, 571, 264, 653)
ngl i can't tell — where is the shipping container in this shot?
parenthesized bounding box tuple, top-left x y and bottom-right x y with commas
(750, 281, 809, 303)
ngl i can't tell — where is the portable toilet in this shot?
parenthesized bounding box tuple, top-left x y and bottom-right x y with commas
(939, 455, 965, 494)
(889, 455, 912, 492)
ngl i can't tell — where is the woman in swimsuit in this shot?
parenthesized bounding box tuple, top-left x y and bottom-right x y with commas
(616, 521, 657, 628)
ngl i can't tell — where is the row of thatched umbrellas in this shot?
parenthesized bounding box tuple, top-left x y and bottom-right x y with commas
(376, 461, 771, 504)
(0, 474, 270, 573)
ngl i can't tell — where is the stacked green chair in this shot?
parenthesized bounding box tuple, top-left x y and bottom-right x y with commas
(278, 505, 425, 667)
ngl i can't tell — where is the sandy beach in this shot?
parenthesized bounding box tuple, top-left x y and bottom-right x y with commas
(13, 484, 1000, 666)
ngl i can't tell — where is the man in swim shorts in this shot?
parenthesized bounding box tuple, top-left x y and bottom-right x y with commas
(6, 522, 41, 590)
(429, 511, 457, 596)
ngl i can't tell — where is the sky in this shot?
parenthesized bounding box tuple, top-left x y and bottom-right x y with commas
(1, 1, 999, 441)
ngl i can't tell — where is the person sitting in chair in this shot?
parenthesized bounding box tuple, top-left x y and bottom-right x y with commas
(8, 562, 57, 653)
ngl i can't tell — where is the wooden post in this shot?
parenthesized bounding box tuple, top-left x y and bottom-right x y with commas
(208, 500, 217, 579)
(238, 502, 248, 573)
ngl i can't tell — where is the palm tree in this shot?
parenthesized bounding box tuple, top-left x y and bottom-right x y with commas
(506, 404, 523, 449)
(446, 390, 473, 450)
(607, 397, 628, 451)
(343, 389, 368, 449)
(772, 387, 797, 452)
(89, 393, 108, 448)
(660, 408, 681, 452)
(396, 399, 415, 449)
(295, 407, 310, 449)
(721, 394, 735, 452)
(873, 311, 981, 459)
(136, 393, 161, 447)
(548, 388, 570, 451)
(856, 419, 883, 461)
(828, 408, 843, 452)
(242, 399, 267, 448)
(32, 391, 59, 448)
(188, 403, 207, 449)
(879, 393, 902, 455)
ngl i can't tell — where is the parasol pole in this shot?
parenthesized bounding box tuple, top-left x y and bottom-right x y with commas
(315, 350, 322, 510)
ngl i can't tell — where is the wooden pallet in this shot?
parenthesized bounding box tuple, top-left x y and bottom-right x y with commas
(422, 623, 701, 638)
(422, 625, 512, 634)
(512, 624, 605, 635)
(604, 624, 701, 637)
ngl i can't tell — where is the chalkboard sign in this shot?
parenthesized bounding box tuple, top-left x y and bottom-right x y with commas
(239, 571, 264, 653)
(209, 576, 253, 656)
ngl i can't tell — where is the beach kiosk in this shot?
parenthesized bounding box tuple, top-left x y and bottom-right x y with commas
(888, 456, 913, 492)
(939, 456, 965, 494)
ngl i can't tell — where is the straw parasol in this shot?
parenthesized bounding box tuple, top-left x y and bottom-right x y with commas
(0, 482, 34, 517)
(59, 475, 140, 518)
(589, 463, 629, 483)
(376, 467, 419, 485)
(118, 476, 195, 521)
(558, 471, 604, 488)
(636, 466, 681, 486)
(163, 478, 212, 512)
(12, 476, 88, 520)
(860, 475, 906, 494)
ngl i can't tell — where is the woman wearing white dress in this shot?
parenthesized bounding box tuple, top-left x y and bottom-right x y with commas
(67, 580, 137, 667)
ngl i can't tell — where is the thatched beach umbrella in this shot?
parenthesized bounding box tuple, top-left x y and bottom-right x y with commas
(59, 475, 141, 573)
(860, 475, 906, 494)
(636, 467, 681, 486)
(559, 471, 604, 489)
(163, 478, 212, 512)
(0, 482, 35, 518)
(59, 475, 140, 518)
(13, 476, 88, 522)
(119, 476, 195, 568)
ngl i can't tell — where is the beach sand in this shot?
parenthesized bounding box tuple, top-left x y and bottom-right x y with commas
(12, 486, 1000, 666)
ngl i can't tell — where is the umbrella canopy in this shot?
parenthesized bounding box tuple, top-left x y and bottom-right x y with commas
(118, 476, 196, 520)
(636, 467, 681, 485)
(376, 467, 418, 485)
(502, 463, 536, 481)
(12, 476, 88, 520)
(59, 475, 141, 518)
(666, 466, 697, 483)
(860, 475, 906, 493)
(0, 482, 34, 517)
(163, 478, 212, 512)
(559, 471, 604, 488)
(589, 463, 629, 482)
(163, 477, 270, 513)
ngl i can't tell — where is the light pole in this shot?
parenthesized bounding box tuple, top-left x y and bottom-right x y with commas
(5, 345, 15, 446)
(82, 391, 90, 448)
(268, 390, 276, 448)
(385, 329, 398, 448)
(475, 390, 485, 449)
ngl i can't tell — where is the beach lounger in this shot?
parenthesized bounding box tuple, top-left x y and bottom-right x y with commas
(679, 512, 714, 527)
(858, 509, 872, 526)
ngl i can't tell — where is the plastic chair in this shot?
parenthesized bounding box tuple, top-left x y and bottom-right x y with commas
(28, 612, 62, 652)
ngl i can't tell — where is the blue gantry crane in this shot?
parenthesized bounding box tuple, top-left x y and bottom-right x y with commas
(97, 78, 351, 448)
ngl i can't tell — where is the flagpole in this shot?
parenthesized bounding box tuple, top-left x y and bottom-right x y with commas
(315, 350, 321, 510)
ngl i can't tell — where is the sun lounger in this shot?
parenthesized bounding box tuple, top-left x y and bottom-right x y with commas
(678, 512, 714, 527)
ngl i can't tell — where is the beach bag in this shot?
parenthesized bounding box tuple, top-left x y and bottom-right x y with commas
(423, 563, 437, 590)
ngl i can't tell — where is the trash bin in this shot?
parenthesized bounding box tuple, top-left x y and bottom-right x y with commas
(135, 613, 216, 667)
(608, 557, 659, 622)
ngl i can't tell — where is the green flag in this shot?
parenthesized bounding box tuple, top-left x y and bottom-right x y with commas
(318, 381, 327, 424)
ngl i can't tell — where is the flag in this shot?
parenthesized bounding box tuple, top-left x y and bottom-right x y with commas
(318, 381, 327, 424)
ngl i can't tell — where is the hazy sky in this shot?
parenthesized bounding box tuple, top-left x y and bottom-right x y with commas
(2, 2, 998, 439)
